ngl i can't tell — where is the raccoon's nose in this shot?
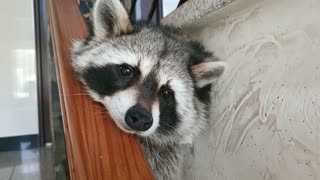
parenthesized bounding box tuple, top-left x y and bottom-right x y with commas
(125, 105, 153, 131)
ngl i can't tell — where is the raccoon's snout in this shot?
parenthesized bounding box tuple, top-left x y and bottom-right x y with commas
(125, 105, 153, 131)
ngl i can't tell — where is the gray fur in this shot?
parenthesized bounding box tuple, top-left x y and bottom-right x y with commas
(71, 0, 225, 179)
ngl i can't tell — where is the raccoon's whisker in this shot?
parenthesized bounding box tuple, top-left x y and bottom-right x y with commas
(146, 137, 151, 153)
(94, 111, 107, 115)
(152, 133, 168, 146)
(153, 130, 171, 142)
(94, 107, 107, 112)
(160, 123, 176, 130)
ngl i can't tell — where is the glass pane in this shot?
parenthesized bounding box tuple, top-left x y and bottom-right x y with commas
(0, 0, 38, 138)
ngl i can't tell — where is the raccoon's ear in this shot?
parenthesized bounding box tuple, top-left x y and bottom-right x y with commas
(191, 60, 226, 88)
(93, 0, 133, 40)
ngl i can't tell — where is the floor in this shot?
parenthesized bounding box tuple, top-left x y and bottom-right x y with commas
(0, 146, 54, 180)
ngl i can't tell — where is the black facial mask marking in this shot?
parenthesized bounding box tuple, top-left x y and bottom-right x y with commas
(83, 64, 140, 96)
(158, 85, 180, 134)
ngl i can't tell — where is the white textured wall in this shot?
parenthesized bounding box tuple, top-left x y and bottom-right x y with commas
(0, 0, 38, 137)
(187, 0, 320, 179)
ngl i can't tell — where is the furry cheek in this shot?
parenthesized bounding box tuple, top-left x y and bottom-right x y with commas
(102, 88, 138, 133)
(87, 90, 102, 102)
(169, 79, 196, 133)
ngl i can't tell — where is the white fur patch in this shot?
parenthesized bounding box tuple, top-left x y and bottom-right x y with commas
(139, 57, 155, 78)
(102, 88, 137, 133)
(157, 69, 171, 87)
(180, 135, 193, 145)
(87, 90, 101, 102)
(73, 44, 139, 70)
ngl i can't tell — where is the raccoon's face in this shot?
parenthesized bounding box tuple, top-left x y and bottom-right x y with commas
(72, 0, 225, 144)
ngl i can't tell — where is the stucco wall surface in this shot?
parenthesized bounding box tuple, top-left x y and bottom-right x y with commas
(185, 0, 320, 179)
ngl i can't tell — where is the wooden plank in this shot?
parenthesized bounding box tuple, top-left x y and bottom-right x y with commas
(47, 0, 154, 179)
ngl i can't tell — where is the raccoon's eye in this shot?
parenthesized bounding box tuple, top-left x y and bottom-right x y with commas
(119, 64, 133, 77)
(160, 89, 173, 99)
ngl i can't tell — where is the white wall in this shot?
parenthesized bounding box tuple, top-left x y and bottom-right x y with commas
(186, 0, 320, 179)
(0, 0, 38, 137)
(162, 0, 180, 17)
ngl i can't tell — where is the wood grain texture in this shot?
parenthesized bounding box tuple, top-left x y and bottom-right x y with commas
(47, 0, 154, 179)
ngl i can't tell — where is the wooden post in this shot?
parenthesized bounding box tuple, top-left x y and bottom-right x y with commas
(47, 0, 154, 179)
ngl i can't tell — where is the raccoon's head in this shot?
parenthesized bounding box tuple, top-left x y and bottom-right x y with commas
(71, 0, 225, 144)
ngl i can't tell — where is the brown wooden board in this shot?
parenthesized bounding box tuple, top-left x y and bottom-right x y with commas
(47, 0, 154, 179)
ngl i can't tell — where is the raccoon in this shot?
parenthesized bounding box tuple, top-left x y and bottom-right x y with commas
(71, 0, 225, 179)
